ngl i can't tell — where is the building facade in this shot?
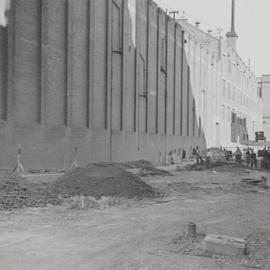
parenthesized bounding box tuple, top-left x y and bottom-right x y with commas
(258, 75, 270, 140)
(0, 0, 263, 170)
(0, 0, 207, 170)
(178, 6, 263, 148)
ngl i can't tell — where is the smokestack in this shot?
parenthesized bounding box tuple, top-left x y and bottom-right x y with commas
(0, 0, 10, 27)
(226, 0, 238, 50)
(230, 0, 236, 33)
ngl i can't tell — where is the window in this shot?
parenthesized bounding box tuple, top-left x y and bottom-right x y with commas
(227, 107, 231, 122)
(228, 59, 232, 73)
(232, 112, 236, 123)
(240, 93, 242, 105)
(222, 80, 226, 97)
(227, 83, 231, 99)
(222, 105, 226, 120)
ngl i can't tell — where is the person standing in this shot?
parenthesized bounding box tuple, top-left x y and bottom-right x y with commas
(246, 150, 251, 167)
(195, 146, 202, 165)
(235, 147, 242, 164)
(250, 150, 257, 169)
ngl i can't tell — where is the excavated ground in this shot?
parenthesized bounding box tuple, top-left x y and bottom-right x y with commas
(0, 162, 270, 270)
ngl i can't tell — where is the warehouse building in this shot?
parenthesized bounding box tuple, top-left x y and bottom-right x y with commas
(0, 0, 206, 170)
(0, 0, 263, 170)
(178, 0, 263, 148)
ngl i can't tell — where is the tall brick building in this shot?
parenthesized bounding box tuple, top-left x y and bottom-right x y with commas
(0, 0, 205, 170)
(0, 0, 263, 170)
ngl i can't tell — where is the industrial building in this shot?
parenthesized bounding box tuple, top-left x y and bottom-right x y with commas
(0, 0, 263, 170)
(178, 0, 263, 148)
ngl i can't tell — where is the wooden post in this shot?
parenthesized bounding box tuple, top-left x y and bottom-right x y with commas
(12, 144, 26, 176)
(70, 146, 78, 169)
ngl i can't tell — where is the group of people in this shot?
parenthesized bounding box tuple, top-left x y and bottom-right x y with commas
(231, 147, 258, 168)
(192, 145, 266, 169)
(245, 149, 258, 168)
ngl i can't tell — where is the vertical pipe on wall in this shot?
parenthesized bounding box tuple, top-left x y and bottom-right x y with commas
(37, 0, 42, 124)
(2, 26, 8, 121)
(107, 0, 113, 160)
(134, 0, 139, 133)
(173, 22, 177, 135)
(164, 15, 168, 135)
(86, 0, 91, 128)
(120, 0, 124, 131)
(86, 0, 90, 128)
(180, 30, 184, 136)
(146, 0, 150, 133)
(193, 98, 195, 136)
(133, 17, 137, 133)
(64, 0, 69, 126)
(187, 66, 190, 136)
(155, 8, 160, 134)
(105, 0, 108, 130)
(40, 0, 48, 125)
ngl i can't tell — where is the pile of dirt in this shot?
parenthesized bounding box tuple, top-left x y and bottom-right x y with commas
(0, 165, 156, 210)
(0, 176, 60, 210)
(88, 160, 171, 176)
(52, 167, 156, 199)
(89, 160, 152, 169)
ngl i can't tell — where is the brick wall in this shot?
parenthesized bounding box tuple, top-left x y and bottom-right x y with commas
(0, 0, 206, 170)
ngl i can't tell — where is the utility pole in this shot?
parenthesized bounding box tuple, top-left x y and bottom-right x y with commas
(169, 10, 179, 20)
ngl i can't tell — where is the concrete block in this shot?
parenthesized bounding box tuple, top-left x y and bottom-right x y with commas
(204, 234, 247, 257)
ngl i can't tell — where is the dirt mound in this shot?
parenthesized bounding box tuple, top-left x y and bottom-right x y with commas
(89, 160, 152, 169)
(88, 160, 171, 176)
(53, 167, 156, 199)
(208, 147, 226, 163)
(0, 176, 60, 210)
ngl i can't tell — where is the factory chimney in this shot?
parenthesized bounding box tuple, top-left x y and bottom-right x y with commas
(226, 0, 238, 51)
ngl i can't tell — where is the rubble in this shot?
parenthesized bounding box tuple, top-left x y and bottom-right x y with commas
(241, 176, 268, 188)
(203, 234, 247, 257)
(0, 176, 60, 211)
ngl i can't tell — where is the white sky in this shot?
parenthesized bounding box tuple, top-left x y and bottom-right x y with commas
(155, 0, 270, 76)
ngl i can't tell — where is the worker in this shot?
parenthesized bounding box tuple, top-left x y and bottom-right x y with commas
(246, 150, 251, 166)
(235, 147, 242, 164)
(195, 146, 202, 165)
(250, 150, 257, 169)
(192, 147, 197, 160)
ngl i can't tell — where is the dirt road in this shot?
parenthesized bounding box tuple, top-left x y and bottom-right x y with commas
(0, 164, 270, 270)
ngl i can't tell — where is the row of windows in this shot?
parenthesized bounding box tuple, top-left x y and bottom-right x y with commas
(223, 56, 254, 91)
(222, 79, 251, 107)
(221, 105, 247, 126)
